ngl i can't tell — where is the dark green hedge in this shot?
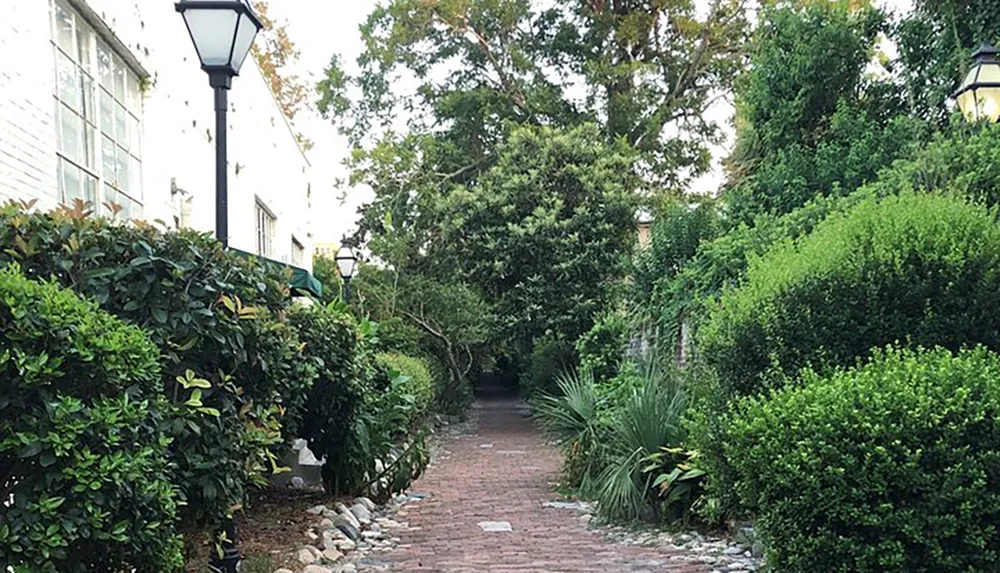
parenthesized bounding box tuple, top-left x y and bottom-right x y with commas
(0, 266, 182, 572)
(699, 192, 1000, 397)
(0, 203, 315, 522)
(723, 347, 1000, 572)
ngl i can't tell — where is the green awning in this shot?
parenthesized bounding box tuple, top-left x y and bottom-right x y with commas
(230, 248, 323, 298)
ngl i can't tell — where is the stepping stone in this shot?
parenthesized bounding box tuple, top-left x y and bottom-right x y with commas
(479, 443, 494, 448)
(496, 450, 527, 455)
(477, 521, 513, 532)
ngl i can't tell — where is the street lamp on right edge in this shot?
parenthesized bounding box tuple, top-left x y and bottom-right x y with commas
(335, 242, 358, 303)
(955, 42, 1000, 123)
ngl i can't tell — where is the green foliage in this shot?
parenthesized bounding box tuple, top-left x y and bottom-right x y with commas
(594, 363, 688, 523)
(352, 264, 490, 411)
(376, 353, 435, 419)
(700, 192, 1000, 398)
(532, 369, 608, 494)
(312, 255, 343, 304)
(287, 303, 361, 496)
(523, 335, 577, 397)
(726, 1, 926, 222)
(442, 124, 639, 348)
(723, 347, 1000, 572)
(576, 311, 629, 382)
(0, 203, 314, 523)
(0, 266, 183, 572)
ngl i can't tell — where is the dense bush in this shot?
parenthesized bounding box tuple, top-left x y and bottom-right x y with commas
(521, 334, 577, 396)
(700, 192, 1000, 397)
(0, 203, 315, 522)
(377, 353, 435, 418)
(288, 303, 362, 495)
(0, 266, 182, 572)
(576, 311, 629, 382)
(723, 347, 1000, 572)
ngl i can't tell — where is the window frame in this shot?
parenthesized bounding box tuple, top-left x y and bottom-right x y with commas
(50, 0, 144, 218)
(255, 200, 277, 257)
(291, 236, 305, 266)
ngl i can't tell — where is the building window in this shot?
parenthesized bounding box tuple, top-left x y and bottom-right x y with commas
(50, 0, 143, 218)
(291, 237, 305, 266)
(255, 200, 276, 257)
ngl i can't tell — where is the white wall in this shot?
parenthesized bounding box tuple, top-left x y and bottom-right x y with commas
(0, 0, 314, 271)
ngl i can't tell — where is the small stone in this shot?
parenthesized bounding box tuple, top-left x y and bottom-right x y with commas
(723, 546, 743, 555)
(274, 569, 294, 573)
(477, 521, 512, 532)
(322, 547, 344, 562)
(336, 523, 361, 542)
(298, 545, 322, 564)
(307, 505, 328, 515)
(350, 503, 373, 525)
(579, 514, 592, 525)
(290, 476, 305, 489)
(305, 530, 319, 541)
(334, 538, 356, 552)
(355, 496, 376, 512)
(336, 564, 357, 573)
(362, 530, 382, 539)
(304, 566, 333, 573)
(336, 510, 361, 531)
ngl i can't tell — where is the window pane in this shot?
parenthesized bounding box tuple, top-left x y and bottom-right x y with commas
(58, 105, 84, 162)
(103, 183, 118, 215)
(101, 136, 116, 182)
(128, 115, 141, 153)
(97, 41, 113, 89)
(77, 22, 93, 74)
(126, 71, 141, 112)
(130, 156, 142, 201)
(99, 89, 113, 134)
(114, 103, 127, 143)
(81, 75, 95, 123)
(117, 146, 130, 192)
(53, 1, 76, 59)
(83, 175, 97, 206)
(114, 56, 126, 100)
(60, 159, 81, 204)
(56, 52, 81, 111)
(83, 124, 95, 169)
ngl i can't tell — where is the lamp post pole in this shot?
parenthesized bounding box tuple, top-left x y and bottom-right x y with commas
(211, 72, 232, 247)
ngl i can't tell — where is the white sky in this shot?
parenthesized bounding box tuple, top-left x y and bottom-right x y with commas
(270, 0, 915, 242)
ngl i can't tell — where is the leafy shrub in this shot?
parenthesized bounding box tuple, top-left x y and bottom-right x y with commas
(288, 303, 361, 495)
(700, 192, 1000, 397)
(576, 311, 629, 382)
(377, 353, 435, 418)
(0, 203, 314, 522)
(522, 334, 577, 396)
(533, 369, 609, 493)
(594, 362, 688, 522)
(0, 266, 183, 572)
(724, 347, 1000, 572)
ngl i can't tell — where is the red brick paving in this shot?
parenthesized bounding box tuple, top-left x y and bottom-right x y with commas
(388, 396, 711, 572)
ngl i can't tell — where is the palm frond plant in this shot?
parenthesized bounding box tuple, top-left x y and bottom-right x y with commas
(595, 357, 689, 522)
(532, 368, 608, 494)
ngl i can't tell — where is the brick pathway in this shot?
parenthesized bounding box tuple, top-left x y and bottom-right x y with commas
(387, 395, 711, 572)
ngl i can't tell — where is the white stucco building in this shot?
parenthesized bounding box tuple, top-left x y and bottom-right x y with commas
(0, 0, 314, 270)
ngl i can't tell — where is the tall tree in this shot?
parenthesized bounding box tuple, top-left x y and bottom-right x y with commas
(724, 0, 926, 222)
(251, 1, 313, 150)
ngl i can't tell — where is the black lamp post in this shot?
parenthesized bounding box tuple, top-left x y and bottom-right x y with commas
(955, 42, 1000, 123)
(335, 242, 359, 303)
(175, 0, 263, 248)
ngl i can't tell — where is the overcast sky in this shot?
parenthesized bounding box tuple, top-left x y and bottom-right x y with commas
(267, 0, 915, 243)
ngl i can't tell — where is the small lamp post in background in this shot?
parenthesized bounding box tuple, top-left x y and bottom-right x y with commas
(955, 42, 1000, 123)
(335, 241, 359, 303)
(175, 0, 263, 248)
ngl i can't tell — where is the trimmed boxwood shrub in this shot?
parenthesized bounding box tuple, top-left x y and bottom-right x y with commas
(0, 203, 315, 523)
(0, 266, 182, 572)
(288, 303, 362, 495)
(377, 352, 435, 418)
(700, 192, 1000, 397)
(723, 347, 1000, 572)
